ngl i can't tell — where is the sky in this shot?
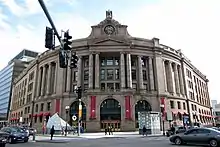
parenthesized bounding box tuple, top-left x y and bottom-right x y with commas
(0, 0, 219, 101)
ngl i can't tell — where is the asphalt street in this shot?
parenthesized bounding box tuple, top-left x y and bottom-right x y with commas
(6, 137, 199, 147)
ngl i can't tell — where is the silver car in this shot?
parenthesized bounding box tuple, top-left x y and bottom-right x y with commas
(169, 128, 220, 147)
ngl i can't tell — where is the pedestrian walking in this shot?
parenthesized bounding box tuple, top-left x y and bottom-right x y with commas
(50, 125, 55, 140)
(142, 125, 147, 136)
(171, 124, 175, 135)
(105, 127, 108, 135)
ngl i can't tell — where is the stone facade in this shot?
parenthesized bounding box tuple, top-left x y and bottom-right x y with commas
(9, 11, 213, 132)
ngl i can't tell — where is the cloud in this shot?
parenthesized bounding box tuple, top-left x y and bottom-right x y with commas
(0, 0, 52, 17)
(0, 0, 219, 101)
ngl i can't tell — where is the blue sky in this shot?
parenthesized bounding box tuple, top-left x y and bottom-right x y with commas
(0, 0, 220, 101)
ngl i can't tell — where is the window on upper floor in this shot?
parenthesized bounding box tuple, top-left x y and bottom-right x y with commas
(73, 71, 78, 81)
(183, 102, 186, 110)
(29, 72, 35, 81)
(191, 104, 194, 111)
(115, 69, 119, 80)
(131, 58, 136, 66)
(141, 58, 146, 67)
(143, 70, 147, 80)
(106, 58, 114, 66)
(84, 70, 89, 80)
(177, 101, 181, 109)
(115, 58, 119, 66)
(28, 83, 33, 92)
(84, 58, 89, 67)
(47, 102, 51, 111)
(170, 101, 175, 109)
(132, 70, 136, 80)
(35, 104, 38, 112)
(107, 69, 114, 80)
(40, 103, 44, 111)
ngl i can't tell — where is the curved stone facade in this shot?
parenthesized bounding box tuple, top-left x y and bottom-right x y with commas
(9, 11, 212, 132)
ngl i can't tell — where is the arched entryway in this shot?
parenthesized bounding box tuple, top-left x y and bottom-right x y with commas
(69, 101, 87, 130)
(100, 98, 121, 131)
(135, 100, 152, 129)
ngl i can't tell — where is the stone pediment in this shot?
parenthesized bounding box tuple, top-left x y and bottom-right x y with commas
(88, 37, 130, 46)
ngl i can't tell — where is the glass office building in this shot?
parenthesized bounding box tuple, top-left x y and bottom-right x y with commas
(0, 49, 39, 121)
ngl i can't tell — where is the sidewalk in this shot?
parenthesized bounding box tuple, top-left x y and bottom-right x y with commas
(32, 131, 164, 142)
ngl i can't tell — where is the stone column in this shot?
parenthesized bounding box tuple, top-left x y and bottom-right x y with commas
(77, 57, 82, 87)
(138, 56, 144, 90)
(95, 53, 100, 89)
(89, 53, 93, 89)
(41, 66, 46, 96)
(173, 64, 180, 94)
(66, 53, 71, 92)
(178, 66, 184, 95)
(126, 53, 132, 88)
(46, 63, 52, 95)
(163, 60, 168, 91)
(36, 68, 42, 97)
(53, 62, 58, 94)
(120, 53, 125, 89)
(167, 61, 174, 93)
(148, 57, 154, 91)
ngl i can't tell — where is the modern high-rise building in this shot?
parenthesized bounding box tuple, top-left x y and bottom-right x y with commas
(0, 49, 38, 121)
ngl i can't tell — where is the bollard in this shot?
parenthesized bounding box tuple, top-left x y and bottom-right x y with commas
(33, 133, 35, 141)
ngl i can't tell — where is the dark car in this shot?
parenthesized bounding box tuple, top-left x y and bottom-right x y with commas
(1, 127, 29, 144)
(0, 131, 9, 147)
(169, 128, 220, 147)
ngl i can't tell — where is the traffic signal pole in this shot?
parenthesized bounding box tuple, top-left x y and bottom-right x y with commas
(38, 0, 62, 46)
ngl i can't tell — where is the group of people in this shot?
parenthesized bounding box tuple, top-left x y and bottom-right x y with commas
(105, 126, 113, 135)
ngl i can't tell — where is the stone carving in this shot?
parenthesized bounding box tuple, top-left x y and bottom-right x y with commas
(104, 25, 115, 35)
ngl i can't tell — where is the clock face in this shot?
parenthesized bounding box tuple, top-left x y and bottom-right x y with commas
(104, 25, 115, 35)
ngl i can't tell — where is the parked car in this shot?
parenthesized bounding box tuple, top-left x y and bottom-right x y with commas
(169, 128, 220, 147)
(13, 126, 29, 136)
(1, 127, 29, 144)
(0, 131, 9, 147)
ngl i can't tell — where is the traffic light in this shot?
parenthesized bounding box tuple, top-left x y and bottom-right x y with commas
(45, 27, 54, 49)
(63, 31, 72, 51)
(76, 86, 82, 99)
(59, 50, 68, 68)
(70, 53, 78, 68)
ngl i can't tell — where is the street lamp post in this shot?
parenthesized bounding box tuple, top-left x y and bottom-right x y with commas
(65, 106, 70, 136)
(160, 104, 165, 136)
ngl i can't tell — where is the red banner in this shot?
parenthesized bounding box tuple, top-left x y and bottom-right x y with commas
(90, 96, 96, 119)
(125, 96, 131, 119)
(55, 99, 60, 114)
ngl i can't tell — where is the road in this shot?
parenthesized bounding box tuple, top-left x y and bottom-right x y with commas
(6, 137, 198, 147)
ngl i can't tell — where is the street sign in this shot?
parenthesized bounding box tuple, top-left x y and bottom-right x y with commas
(72, 115, 77, 121)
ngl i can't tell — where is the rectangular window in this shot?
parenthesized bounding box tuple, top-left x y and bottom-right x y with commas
(177, 101, 181, 109)
(47, 102, 51, 111)
(141, 58, 146, 67)
(143, 84, 148, 90)
(183, 102, 186, 110)
(170, 101, 174, 109)
(132, 70, 136, 80)
(115, 69, 119, 80)
(101, 58, 105, 66)
(84, 70, 89, 80)
(40, 103, 44, 111)
(101, 83, 105, 91)
(73, 71, 78, 81)
(143, 70, 147, 80)
(132, 83, 137, 90)
(84, 59, 89, 67)
(115, 58, 119, 66)
(101, 69, 105, 80)
(84, 84, 88, 92)
(107, 83, 114, 91)
(131, 58, 136, 66)
(107, 69, 114, 80)
(106, 58, 113, 65)
(115, 83, 120, 91)
(191, 104, 194, 111)
(35, 104, 38, 112)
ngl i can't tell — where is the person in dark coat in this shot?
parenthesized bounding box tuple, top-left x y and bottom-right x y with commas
(105, 127, 108, 135)
(143, 125, 147, 136)
(50, 125, 55, 140)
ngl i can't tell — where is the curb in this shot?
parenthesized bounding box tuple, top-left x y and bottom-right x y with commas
(35, 140, 71, 143)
